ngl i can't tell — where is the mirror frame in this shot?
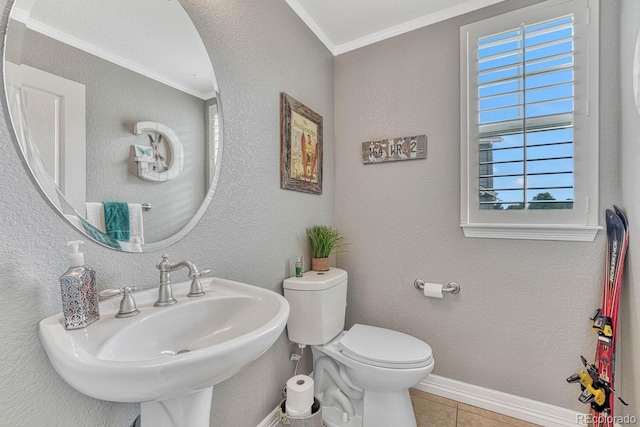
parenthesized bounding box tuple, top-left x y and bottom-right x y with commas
(1, 0, 224, 252)
(634, 31, 640, 115)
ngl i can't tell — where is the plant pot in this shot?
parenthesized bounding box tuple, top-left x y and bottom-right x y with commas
(311, 257, 330, 271)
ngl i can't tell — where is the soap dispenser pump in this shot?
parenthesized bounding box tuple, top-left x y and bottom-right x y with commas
(59, 240, 100, 329)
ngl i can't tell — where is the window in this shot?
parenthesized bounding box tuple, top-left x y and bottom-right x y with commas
(206, 101, 220, 185)
(460, 0, 600, 241)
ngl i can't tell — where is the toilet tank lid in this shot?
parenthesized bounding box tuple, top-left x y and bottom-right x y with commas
(283, 268, 347, 291)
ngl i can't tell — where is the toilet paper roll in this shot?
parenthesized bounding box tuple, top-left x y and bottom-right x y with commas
(286, 374, 314, 415)
(285, 401, 312, 418)
(422, 282, 444, 298)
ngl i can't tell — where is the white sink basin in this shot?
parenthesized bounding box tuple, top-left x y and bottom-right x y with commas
(39, 277, 289, 406)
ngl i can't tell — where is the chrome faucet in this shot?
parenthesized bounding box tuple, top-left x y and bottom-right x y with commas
(155, 254, 211, 306)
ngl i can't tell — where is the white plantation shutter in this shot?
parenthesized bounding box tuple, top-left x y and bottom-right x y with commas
(478, 15, 575, 210)
(460, 0, 601, 241)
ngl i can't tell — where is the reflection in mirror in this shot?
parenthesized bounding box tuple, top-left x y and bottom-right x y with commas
(634, 31, 640, 114)
(3, 0, 222, 252)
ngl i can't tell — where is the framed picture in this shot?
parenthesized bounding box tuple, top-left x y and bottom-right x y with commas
(280, 92, 323, 194)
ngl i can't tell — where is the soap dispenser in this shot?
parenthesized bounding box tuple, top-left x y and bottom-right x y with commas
(59, 240, 100, 329)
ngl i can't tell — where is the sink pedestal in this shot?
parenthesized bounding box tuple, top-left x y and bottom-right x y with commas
(140, 387, 213, 427)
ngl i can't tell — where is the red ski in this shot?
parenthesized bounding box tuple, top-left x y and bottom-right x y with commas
(567, 207, 629, 426)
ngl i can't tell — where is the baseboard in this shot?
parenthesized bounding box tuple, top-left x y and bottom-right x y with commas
(258, 374, 589, 427)
(257, 405, 280, 427)
(416, 374, 587, 427)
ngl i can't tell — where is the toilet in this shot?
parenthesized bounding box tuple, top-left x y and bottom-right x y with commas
(283, 268, 434, 427)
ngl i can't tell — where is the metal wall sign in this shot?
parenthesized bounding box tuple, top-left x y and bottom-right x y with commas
(362, 135, 427, 164)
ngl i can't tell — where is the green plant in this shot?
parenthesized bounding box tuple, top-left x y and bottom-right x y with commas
(277, 407, 290, 425)
(306, 225, 344, 258)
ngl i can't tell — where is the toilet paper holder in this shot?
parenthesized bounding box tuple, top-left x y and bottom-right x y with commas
(414, 279, 460, 294)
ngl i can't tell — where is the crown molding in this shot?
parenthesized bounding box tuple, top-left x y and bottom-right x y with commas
(285, 0, 507, 56)
(10, 9, 214, 100)
(283, 0, 336, 55)
(334, 0, 507, 55)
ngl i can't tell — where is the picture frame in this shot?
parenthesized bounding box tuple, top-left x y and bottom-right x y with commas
(280, 92, 323, 194)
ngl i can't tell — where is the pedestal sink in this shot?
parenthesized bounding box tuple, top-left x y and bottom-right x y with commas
(38, 277, 290, 427)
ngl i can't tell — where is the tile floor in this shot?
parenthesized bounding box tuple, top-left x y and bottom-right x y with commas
(410, 389, 542, 427)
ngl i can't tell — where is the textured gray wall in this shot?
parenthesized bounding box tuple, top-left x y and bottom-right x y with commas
(6, 21, 207, 243)
(1, 0, 634, 425)
(0, 0, 334, 426)
(619, 0, 640, 420)
(334, 1, 621, 413)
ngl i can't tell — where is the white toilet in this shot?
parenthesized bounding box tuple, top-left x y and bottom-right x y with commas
(283, 268, 434, 427)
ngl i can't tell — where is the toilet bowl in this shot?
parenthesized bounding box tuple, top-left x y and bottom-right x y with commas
(312, 325, 433, 427)
(283, 269, 434, 427)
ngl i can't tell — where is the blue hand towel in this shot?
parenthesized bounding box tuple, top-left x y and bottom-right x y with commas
(80, 217, 122, 250)
(103, 201, 130, 242)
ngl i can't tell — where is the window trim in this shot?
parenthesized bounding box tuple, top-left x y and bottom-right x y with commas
(459, 0, 601, 242)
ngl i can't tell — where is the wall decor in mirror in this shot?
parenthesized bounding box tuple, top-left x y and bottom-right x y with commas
(3, 0, 223, 252)
(132, 121, 185, 182)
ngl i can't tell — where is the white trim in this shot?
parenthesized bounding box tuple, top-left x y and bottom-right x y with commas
(9, 10, 214, 100)
(5, 62, 87, 214)
(584, 0, 601, 233)
(461, 223, 602, 241)
(256, 405, 280, 427)
(334, 0, 507, 55)
(258, 374, 589, 426)
(283, 0, 335, 55)
(634, 31, 640, 114)
(284, 0, 507, 56)
(459, 0, 601, 240)
(416, 374, 588, 427)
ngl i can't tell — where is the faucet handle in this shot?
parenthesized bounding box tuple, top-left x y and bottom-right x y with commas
(98, 288, 124, 301)
(99, 287, 140, 318)
(187, 268, 211, 298)
(99, 286, 138, 299)
(115, 286, 140, 318)
(156, 254, 171, 271)
(191, 268, 211, 278)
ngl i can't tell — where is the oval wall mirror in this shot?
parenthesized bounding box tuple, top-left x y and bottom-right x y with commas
(3, 0, 223, 252)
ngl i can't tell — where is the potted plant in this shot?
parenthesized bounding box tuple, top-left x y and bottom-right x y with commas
(306, 225, 343, 271)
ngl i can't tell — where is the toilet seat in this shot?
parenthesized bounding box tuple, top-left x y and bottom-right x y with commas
(337, 324, 433, 369)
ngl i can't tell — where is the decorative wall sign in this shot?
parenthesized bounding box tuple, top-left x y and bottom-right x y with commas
(362, 135, 427, 164)
(132, 121, 184, 182)
(280, 92, 323, 194)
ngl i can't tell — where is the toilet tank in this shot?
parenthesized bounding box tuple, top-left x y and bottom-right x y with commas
(283, 268, 347, 345)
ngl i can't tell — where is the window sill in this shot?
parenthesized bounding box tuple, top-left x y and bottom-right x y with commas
(460, 223, 603, 242)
